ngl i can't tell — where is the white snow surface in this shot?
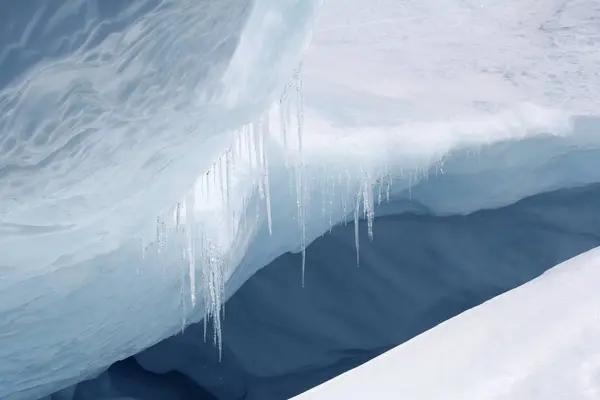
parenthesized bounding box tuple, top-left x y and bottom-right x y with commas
(2, 0, 600, 399)
(295, 246, 600, 400)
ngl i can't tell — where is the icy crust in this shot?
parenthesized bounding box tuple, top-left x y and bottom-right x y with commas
(2, 104, 599, 400)
(295, 246, 600, 400)
(0, 0, 319, 278)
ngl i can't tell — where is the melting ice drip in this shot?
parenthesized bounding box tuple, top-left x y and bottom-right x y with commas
(146, 65, 407, 357)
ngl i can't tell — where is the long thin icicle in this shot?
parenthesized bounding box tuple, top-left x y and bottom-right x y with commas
(354, 191, 360, 267)
(294, 65, 307, 285)
(184, 192, 196, 308)
(261, 116, 273, 235)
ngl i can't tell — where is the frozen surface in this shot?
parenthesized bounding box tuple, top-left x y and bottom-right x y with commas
(43, 182, 600, 399)
(2, 0, 600, 399)
(306, 0, 600, 118)
(296, 246, 600, 400)
(0, 0, 318, 278)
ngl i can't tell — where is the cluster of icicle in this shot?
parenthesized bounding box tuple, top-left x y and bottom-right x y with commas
(146, 65, 394, 357)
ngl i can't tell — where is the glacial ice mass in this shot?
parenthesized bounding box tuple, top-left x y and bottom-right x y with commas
(1, 0, 600, 399)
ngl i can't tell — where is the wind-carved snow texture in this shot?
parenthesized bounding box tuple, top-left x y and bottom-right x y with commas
(307, 0, 600, 120)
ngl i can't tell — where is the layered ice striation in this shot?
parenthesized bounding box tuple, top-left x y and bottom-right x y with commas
(2, 0, 600, 399)
(0, 0, 318, 280)
(0, 0, 320, 398)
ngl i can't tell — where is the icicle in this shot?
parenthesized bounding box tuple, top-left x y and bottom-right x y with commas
(218, 156, 225, 205)
(386, 173, 391, 203)
(261, 114, 273, 235)
(296, 172, 306, 284)
(203, 312, 208, 342)
(328, 175, 335, 233)
(290, 64, 308, 285)
(354, 191, 360, 267)
(246, 125, 254, 170)
(184, 192, 196, 308)
(295, 64, 304, 155)
(158, 63, 313, 357)
(175, 202, 181, 231)
(225, 150, 233, 235)
(363, 178, 374, 241)
(206, 170, 211, 201)
(437, 156, 446, 175)
(180, 250, 187, 333)
(279, 86, 289, 153)
(341, 173, 348, 225)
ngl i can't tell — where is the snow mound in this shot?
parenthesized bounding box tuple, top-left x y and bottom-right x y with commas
(295, 246, 600, 400)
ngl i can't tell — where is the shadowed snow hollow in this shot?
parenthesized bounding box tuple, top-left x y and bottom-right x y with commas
(296, 246, 600, 400)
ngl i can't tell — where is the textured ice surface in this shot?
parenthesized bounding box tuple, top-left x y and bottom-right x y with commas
(0, 0, 318, 278)
(0, 1, 320, 399)
(296, 245, 600, 400)
(2, 0, 600, 399)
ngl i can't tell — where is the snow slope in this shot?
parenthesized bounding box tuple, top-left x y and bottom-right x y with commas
(295, 246, 600, 400)
(2, 0, 600, 399)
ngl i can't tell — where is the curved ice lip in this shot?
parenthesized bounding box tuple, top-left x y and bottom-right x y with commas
(0, 0, 320, 276)
(2, 111, 599, 400)
(225, 112, 600, 297)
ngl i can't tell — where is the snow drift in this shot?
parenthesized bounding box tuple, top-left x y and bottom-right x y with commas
(295, 246, 600, 400)
(2, 0, 600, 399)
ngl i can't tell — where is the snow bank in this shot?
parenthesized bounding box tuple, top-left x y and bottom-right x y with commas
(295, 246, 600, 400)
